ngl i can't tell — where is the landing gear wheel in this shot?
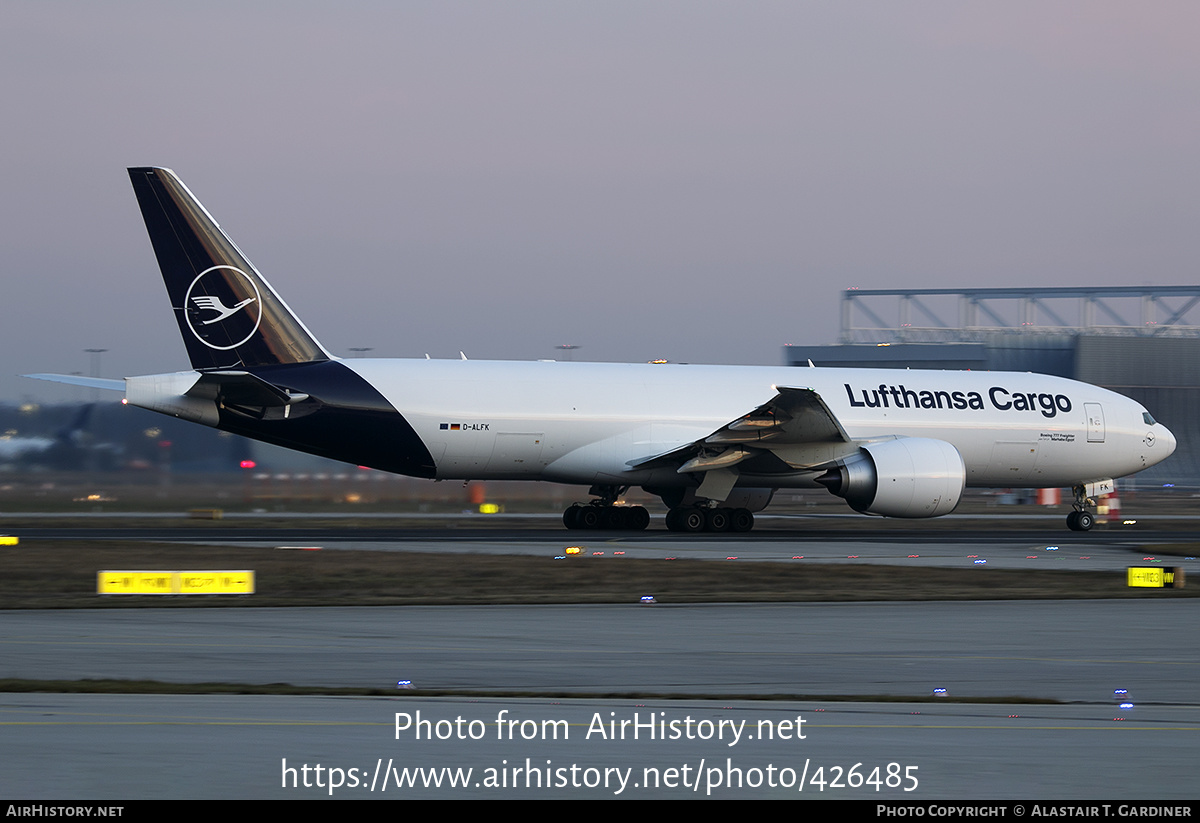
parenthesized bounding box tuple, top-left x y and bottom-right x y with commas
(564, 503, 650, 531)
(575, 506, 601, 529)
(600, 506, 625, 530)
(678, 507, 706, 532)
(665, 508, 683, 532)
(1066, 510, 1095, 531)
(629, 506, 650, 531)
(563, 506, 582, 530)
(730, 508, 754, 533)
(666, 505, 754, 532)
(1066, 484, 1097, 532)
(704, 507, 731, 532)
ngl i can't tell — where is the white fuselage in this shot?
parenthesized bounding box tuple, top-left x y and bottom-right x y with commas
(340, 359, 1174, 489)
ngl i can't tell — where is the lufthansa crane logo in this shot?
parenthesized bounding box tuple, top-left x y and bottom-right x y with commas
(183, 266, 263, 350)
(191, 294, 256, 325)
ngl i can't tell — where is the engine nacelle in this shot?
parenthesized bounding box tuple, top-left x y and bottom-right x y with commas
(817, 438, 965, 518)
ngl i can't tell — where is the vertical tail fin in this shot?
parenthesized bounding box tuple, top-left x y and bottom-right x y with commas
(128, 167, 330, 370)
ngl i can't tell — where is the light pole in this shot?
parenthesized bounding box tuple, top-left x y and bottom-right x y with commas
(84, 349, 107, 402)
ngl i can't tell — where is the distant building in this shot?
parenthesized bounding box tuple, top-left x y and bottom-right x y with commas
(785, 286, 1200, 485)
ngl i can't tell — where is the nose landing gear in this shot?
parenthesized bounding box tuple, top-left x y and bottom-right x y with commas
(1066, 484, 1096, 531)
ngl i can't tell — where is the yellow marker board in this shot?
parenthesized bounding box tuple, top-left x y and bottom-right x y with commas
(178, 571, 254, 594)
(1127, 567, 1184, 589)
(97, 572, 174, 595)
(98, 570, 255, 595)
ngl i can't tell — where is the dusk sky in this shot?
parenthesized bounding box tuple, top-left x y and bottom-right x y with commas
(5, 2, 1200, 402)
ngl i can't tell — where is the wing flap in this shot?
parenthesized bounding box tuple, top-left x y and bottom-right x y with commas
(712, 386, 851, 445)
(629, 386, 854, 473)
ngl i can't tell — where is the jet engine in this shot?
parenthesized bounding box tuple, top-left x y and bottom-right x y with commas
(816, 437, 965, 518)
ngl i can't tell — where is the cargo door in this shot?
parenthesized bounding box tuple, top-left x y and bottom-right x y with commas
(487, 432, 546, 474)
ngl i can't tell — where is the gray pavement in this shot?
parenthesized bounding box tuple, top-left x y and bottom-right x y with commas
(3, 523, 1197, 800)
(4, 601, 1198, 701)
(2, 694, 1196, 799)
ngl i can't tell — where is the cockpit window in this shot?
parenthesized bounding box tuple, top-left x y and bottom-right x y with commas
(1143, 412, 1157, 425)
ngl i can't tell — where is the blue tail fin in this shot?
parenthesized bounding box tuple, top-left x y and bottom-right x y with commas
(128, 167, 330, 371)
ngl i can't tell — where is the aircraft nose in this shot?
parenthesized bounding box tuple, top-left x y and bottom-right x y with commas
(1159, 423, 1177, 458)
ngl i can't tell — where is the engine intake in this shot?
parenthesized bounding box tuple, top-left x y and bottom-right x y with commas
(817, 438, 965, 518)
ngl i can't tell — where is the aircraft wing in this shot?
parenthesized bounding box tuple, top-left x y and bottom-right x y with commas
(629, 386, 854, 474)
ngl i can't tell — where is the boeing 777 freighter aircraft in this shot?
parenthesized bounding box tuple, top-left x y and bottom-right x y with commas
(27, 168, 1177, 532)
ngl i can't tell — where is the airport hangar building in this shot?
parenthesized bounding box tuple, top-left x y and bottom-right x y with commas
(784, 286, 1200, 487)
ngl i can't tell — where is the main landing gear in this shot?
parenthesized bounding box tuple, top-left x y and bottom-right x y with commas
(563, 503, 650, 531)
(1066, 484, 1096, 532)
(665, 506, 754, 533)
(562, 485, 650, 531)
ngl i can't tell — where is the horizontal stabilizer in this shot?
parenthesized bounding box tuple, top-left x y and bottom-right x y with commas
(23, 374, 125, 392)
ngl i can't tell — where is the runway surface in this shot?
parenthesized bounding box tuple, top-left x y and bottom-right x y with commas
(4, 599, 1198, 799)
(9, 518, 1199, 571)
(3, 521, 1197, 800)
(4, 694, 1197, 799)
(5, 601, 1198, 700)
